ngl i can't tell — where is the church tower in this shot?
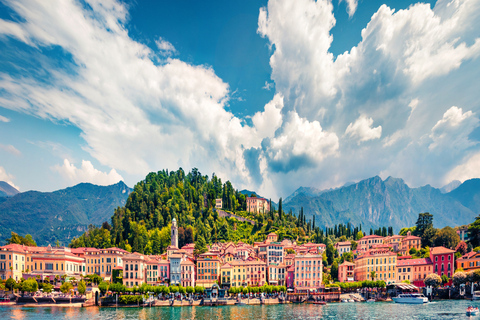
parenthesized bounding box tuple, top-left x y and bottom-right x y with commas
(171, 217, 178, 248)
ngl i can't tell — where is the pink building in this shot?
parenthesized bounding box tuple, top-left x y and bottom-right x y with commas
(246, 197, 270, 214)
(357, 235, 385, 251)
(180, 243, 195, 256)
(430, 246, 455, 278)
(338, 261, 355, 282)
(158, 259, 170, 285)
(181, 258, 195, 287)
(286, 264, 295, 288)
(334, 241, 351, 256)
(293, 253, 323, 291)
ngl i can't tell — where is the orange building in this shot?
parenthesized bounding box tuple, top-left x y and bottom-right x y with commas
(456, 252, 480, 272)
(396, 258, 433, 285)
(357, 235, 385, 251)
(196, 252, 221, 287)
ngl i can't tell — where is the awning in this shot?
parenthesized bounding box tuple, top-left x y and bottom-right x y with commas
(394, 283, 418, 290)
(104, 277, 111, 281)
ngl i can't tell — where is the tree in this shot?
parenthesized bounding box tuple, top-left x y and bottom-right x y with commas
(77, 280, 87, 295)
(434, 226, 460, 249)
(422, 226, 437, 248)
(60, 282, 73, 294)
(331, 261, 339, 281)
(415, 213, 433, 237)
(42, 283, 53, 293)
(356, 231, 363, 240)
(5, 278, 16, 291)
(194, 235, 207, 255)
(424, 273, 442, 287)
(21, 278, 38, 293)
(370, 271, 376, 281)
(456, 241, 468, 256)
(441, 274, 449, 285)
(452, 271, 467, 286)
(326, 244, 335, 265)
(469, 215, 480, 248)
(98, 281, 109, 294)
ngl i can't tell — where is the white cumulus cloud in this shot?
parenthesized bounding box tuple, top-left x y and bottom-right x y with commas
(53, 159, 123, 186)
(345, 115, 382, 143)
(155, 37, 176, 55)
(0, 115, 10, 122)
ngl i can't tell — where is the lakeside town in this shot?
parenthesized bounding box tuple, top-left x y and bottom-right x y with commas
(1, 196, 479, 307)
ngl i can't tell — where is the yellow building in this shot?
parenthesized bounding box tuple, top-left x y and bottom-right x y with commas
(30, 245, 85, 279)
(354, 249, 397, 283)
(0, 244, 28, 281)
(84, 247, 127, 280)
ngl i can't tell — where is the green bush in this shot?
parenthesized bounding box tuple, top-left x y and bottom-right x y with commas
(119, 295, 144, 305)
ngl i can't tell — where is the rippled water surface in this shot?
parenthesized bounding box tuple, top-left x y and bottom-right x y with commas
(1, 300, 479, 319)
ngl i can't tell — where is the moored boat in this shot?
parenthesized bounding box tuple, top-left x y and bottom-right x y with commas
(473, 291, 480, 300)
(392, 293, 428, 304)
(466, 306, 479, 316)
(366, 299, 375, 303)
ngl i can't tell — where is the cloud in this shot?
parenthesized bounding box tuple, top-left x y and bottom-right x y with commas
(263, 81, 274, 90)
(429, 106, 478, 150)
(0, 144, 21, 156)
(263, 111, 339, 173)
(0, 0, 480, 198)
(0, 115, 10, 122)
(445, 151, 480, 184)
(341, 0, 358, 17)
(345, 115, 382, 143)
(0, 166, 19, 190)
(155, 37, 176, 55)
(53, 159, 123, 186)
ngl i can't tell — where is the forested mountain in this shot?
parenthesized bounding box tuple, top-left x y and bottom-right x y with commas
(0, 181, 131, 246)
(283, 176, 479, 232)
(0, 181, 19, 197)
(69, 168, 316, 255)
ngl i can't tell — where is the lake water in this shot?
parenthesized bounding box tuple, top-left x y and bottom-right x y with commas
(1, 300, 478, 319)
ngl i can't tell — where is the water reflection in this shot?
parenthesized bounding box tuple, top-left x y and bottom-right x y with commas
(0, 300, 477, 320)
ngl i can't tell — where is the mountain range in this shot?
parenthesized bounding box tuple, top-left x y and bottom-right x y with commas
(282, 176, 480, 232)
(0, 181, 131, 246)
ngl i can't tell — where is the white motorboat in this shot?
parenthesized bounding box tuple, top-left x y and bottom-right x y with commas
(392, 293, 429, 304)
(466, 306, 479, 316)
(366, 299, 375, 303)
(341, 299, 349, 303)
(348, 299, 355, 303)
(473, 291, 480, 300)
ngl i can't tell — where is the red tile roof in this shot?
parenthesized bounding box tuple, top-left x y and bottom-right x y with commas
(430, 246, 455, 255)
(397, 258, 432, 266)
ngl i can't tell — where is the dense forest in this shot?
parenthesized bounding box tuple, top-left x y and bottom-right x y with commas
(69, 168, 393, 257)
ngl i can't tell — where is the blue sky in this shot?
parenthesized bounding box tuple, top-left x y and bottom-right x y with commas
(0, 0, 479, 199)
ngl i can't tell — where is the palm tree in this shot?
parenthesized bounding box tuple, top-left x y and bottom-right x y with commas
(370, 271, 376, 280)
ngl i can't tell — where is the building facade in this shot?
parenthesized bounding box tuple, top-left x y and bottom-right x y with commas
(293, 254, 323, 291)
(338, 261, 355, 282)
(430, 246, 455, 278)
(246, 197, 270, 214)
(354, 249, 397, 283)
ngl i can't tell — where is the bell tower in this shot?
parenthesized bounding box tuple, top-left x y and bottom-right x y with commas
(171, 218, 178, 248)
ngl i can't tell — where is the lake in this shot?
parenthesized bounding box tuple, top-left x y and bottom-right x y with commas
(1, 300, 478, 319)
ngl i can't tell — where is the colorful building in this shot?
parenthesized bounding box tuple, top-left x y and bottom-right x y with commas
(246, 197, 270, 214)
(338, 261, 355, 282)
(181, 258, 195, 287)
(354, 249, 396, 283)
(396, 258, 433, 286)
(196, 252, 221, 287)
(293, 253, 323, 291)
(357, 235, 385, 251)
(398, 232, 422, 255)
(456, 251, 480, 272)
(123, 253, 146, 288)
(268, 263, 286, 286)
(430, 246, 455, 278)
(334, 241, 351, 256)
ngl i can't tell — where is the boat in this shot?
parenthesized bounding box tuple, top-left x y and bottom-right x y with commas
(466, 306, 479, 316)
(366, 299, 375, 303)
(392, 293, 429, 304)
(473, 291, 480, 300)
(312, 301, 326, 305)
(348, 299, 355, 303)
(341, 299, 349, 303)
